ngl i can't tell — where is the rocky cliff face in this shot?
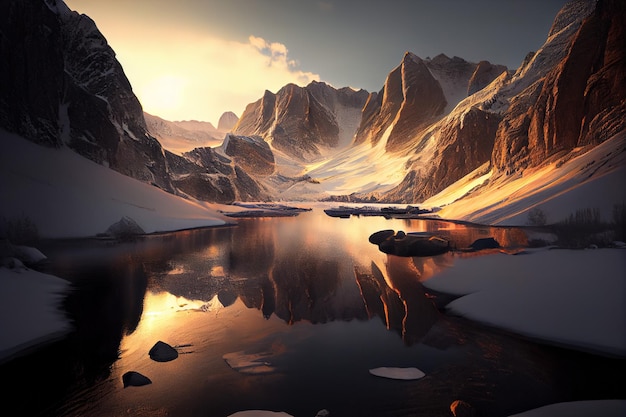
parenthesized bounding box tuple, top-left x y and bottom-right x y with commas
(354, 53, 447, 152)
(492, 0, 624, 173)
(353, 53, 505, 154)
(233, 81, 368, 161)
(381, 0, 624, 204)
(0, 0, 173, 192)
(165, 136, 270, 204)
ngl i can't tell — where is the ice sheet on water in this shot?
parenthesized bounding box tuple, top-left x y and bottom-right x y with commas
(223, 351, 277, 374)
(369, 367, 426, 380)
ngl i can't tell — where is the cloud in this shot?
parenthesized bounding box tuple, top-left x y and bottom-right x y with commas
(110, 31, 320, 124)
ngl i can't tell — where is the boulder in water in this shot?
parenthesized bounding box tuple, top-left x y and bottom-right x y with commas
(149, 340, 179, 362)
(122, 371, 152, 388)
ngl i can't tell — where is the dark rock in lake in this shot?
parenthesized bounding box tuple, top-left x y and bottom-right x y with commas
(368, 229, 395, 245)
(122, 371, 152, 388)
(469, 237, 500, 251)
(149, 340, 179, 362)
(373, 230, 450, 257)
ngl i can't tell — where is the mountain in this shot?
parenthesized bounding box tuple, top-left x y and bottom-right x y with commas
(0, 0, 264, 205)
(2, 0, 623, 226)
(0, 0, 173, 192)
(381, 0, 625, 210)
(218, 111, 239, 132)
(233, 81, 369, 161)
(144, 112, 225, 155)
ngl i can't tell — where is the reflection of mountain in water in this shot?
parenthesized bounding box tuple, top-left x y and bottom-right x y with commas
(147, 216, 531, 345)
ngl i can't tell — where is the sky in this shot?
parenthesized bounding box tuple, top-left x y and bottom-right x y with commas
(64, 0, 568, 126)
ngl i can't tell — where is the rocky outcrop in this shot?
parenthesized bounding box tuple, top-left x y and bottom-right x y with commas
(165, 145, 268, 204)
(354, 53, 447, 151)
(384, 107, 501, 202)
(233, 81, 368, 161)
(221, 134, 275, 176)
(217, 111, 239, 132)
(493, 0, 623, 172)
(467, 61, 508, 95)
(0, 0, 174, 192)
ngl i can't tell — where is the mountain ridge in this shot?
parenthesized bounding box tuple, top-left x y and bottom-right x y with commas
(1, 0, 624, 225)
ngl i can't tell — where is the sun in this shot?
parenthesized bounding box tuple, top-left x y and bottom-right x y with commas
(137, 75, 187, 119)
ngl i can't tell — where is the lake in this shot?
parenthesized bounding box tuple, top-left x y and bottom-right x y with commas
(2, 207, 623, 417)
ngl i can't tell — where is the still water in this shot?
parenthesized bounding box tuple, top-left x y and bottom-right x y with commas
(3, 208, 623, 416)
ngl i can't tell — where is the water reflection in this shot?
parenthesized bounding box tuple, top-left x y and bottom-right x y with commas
(6, 209, 624, 417)
(25, 209, 537, 416)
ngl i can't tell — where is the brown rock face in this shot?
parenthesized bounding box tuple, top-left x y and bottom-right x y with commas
(494, 0, 625, 171)
(222, 134, 275, 176)
(354, 52, 447, 152)
(0, 0, 174, 192)
(233, 81, 367, 161)
(467, 61, 508, 96)
(384, 107, 500, 202)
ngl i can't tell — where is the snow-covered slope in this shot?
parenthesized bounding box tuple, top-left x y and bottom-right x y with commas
(0, 130, 229, 238)
(425, 131, 626, 225)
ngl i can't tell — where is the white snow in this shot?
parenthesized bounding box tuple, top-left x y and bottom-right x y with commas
(0, 265, 72, 362)
(423, 248, 626, 358)
(0, 129, 232, 361)
(0, 129, 230, 239)
(369, 367, 426, 380)
(509, 400, 626, 417)
(425, 131, 626, 225)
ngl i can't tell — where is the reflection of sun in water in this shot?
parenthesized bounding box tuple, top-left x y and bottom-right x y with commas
(139, 75, 187, 115)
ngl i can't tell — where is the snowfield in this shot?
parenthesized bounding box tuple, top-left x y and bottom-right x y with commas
(423, 248, 626, 358)
(0, 129, 230, 239)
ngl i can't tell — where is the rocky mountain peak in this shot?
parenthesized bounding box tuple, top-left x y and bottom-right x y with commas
(217, 111, 239, 132)
(233, 81, 368, 161)
(0, 0, 173, 191)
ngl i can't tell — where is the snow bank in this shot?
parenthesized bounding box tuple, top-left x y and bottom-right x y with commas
(423, 248, 626, 357)
(0, 266, 72, 362)
(509, 400, 626, 417)
(426, 132, 626, 225)
(0, 129, 229, 238)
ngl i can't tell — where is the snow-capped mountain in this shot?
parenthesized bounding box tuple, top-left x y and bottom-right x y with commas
(0, 0, 173, 192)
(232, 81, 369, 161)
(144, 112, 228, 155)
(1, 0, 623, 225)
(164, 134, 271, 204)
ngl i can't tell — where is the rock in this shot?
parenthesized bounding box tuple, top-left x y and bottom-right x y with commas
(104, 216, 145, 239)
(469, 237, 500, 251)
(149, 341, 178, 362)
(368, 229, 395, 245)
(450, 400, 476, 417)
(315, 410, 330, 417)
(122, 371, 152, 388)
